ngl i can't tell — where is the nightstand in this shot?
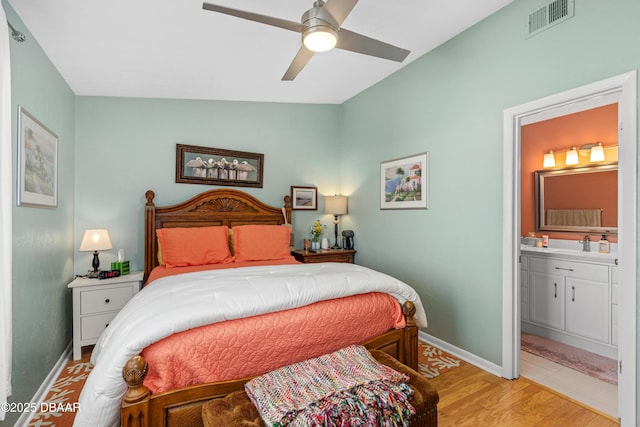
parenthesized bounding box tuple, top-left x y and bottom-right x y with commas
(291, 249, 357, 264)
(68, 271, 143, 360)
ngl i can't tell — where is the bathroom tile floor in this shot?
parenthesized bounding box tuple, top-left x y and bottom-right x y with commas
(520, 350, 617, 418)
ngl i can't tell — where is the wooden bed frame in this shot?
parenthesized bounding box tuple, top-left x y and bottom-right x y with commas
(121, 188, 419, 427)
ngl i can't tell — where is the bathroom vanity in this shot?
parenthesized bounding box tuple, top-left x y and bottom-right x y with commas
(521, 242, 618, 359)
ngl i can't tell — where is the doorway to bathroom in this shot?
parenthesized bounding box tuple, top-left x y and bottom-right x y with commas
(501, 71, 637, 425)
(519, 97, 619, 417)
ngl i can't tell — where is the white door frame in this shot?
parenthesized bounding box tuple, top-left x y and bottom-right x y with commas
(502, 71, 637, 425)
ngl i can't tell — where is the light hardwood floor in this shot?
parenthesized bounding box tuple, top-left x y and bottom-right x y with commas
(428, 362, 619, 426)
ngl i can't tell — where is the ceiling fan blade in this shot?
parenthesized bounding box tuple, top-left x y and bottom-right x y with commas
(336, 29, 410, 62)
(202, 3, 304, 33)
(323, 0, 359, 27)
(282, 46, 315, 81)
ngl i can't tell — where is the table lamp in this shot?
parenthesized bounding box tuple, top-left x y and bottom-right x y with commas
(80, 229, 112, 278)
(325, 195, 348, 249)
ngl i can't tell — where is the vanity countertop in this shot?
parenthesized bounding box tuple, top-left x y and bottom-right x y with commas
(521, 244, 618, 264)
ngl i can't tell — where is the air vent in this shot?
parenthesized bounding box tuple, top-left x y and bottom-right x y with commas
(527, 0, 575, 38)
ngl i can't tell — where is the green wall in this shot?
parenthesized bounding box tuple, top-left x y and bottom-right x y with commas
(3, 3, 76, 426)
(341, 0, 639, 367)
(73, 97, 342, 273)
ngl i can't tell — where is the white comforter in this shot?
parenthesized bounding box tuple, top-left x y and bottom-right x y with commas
(73, 262, 427, 427)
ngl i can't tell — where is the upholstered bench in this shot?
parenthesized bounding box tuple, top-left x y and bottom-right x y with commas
(201, 350, 439, 427)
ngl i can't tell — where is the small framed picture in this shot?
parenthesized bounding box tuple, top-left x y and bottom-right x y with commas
(17, 106, 58, 208)
(291, 186, 318, 210)
(380, 152, 429, 210)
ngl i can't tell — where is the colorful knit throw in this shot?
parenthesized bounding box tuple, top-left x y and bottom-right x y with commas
(244, 345, 415, 427)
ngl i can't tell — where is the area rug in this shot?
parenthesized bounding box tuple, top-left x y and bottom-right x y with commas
(28, 353, 92, 427)
(521, 333, 617, 385)
(417, 340, 464, 378)
(27, 340, 461, 426)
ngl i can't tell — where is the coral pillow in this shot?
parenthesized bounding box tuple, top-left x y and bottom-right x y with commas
(233, 225, 291, 262)
(156, 226, 233, 268)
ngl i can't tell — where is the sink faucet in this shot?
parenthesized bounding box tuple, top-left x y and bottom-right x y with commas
(581, 235, 590, 252)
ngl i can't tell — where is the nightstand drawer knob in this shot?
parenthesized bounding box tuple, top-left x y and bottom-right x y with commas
(105, 298, 110, 304)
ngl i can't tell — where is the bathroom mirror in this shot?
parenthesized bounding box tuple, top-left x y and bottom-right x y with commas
(535, 163, 618, 234)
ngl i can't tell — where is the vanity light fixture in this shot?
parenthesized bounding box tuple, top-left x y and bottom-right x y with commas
(565, 146, 579, 165)
(543, 142, 616, 168)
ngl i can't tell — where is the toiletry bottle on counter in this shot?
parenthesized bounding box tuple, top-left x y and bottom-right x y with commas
(598, 235, 610, 254)
(542, 235, 549, 248)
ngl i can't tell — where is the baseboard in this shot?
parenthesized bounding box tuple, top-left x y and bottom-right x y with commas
(419, 331, 503, 378)
(14, 342, 72, 427)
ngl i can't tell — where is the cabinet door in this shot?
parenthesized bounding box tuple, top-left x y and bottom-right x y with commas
(565, 277, 609, 343)
(530, 271, 565, 330)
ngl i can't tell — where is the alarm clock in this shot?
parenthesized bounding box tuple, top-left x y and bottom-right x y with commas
(98, 270, 121, 280)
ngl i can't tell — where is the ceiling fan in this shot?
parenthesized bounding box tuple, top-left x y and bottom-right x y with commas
(202, 0, 410, 81)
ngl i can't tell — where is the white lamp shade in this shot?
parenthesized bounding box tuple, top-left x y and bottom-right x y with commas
(325, 195, 348, 215)
(590, 143, 605, 162)
(565, 147, 579, 165)
(543, 151, 556, 168)
(79, 229, 112, 252)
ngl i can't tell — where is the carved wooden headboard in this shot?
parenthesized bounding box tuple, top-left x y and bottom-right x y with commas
(144, 189, 292, 280)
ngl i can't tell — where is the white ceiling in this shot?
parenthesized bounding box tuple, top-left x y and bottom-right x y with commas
(8, 0, 512, 104)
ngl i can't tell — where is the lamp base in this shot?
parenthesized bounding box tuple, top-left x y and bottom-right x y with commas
(332, 216, 341, 249)
(87, 250, 101, 278)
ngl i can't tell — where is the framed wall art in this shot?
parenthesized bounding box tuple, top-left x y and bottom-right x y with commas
(17, 106, 58, 208)
(176, 144, 264, 188)
(380, 152, 429, 210)
(291, 186, 318, 210)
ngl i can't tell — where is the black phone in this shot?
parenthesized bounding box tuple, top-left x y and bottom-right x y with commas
(342, 230, 354, 249)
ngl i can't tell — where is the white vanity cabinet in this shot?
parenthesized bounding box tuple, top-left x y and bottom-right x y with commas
(522, 252, 615, 358)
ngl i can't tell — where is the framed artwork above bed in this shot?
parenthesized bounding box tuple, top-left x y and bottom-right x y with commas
(176, 144, 264, 188)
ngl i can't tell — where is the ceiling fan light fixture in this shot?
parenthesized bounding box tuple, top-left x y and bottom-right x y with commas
(302, 25, 337, 52)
